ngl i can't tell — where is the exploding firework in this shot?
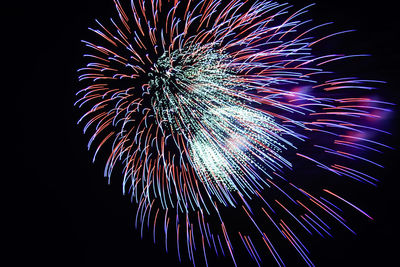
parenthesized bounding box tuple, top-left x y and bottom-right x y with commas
(75, 0, 392, 266)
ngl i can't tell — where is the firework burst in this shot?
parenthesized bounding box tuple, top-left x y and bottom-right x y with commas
(75, 0, 392, 266)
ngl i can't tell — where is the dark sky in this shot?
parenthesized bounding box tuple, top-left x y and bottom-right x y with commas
(16, 0, 399, 266)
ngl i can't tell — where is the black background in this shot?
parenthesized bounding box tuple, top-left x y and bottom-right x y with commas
(14, 0, 399, 266)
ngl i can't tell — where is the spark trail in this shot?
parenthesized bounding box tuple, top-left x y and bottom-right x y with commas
(75, 0, 393, 266)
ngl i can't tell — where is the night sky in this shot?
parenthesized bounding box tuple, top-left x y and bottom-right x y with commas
(16, 0, 399, 266)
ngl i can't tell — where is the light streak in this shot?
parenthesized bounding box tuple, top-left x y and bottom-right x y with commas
(76, 0, 392, 265)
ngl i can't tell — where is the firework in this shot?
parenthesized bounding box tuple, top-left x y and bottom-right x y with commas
(75, 0, 392, 266)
